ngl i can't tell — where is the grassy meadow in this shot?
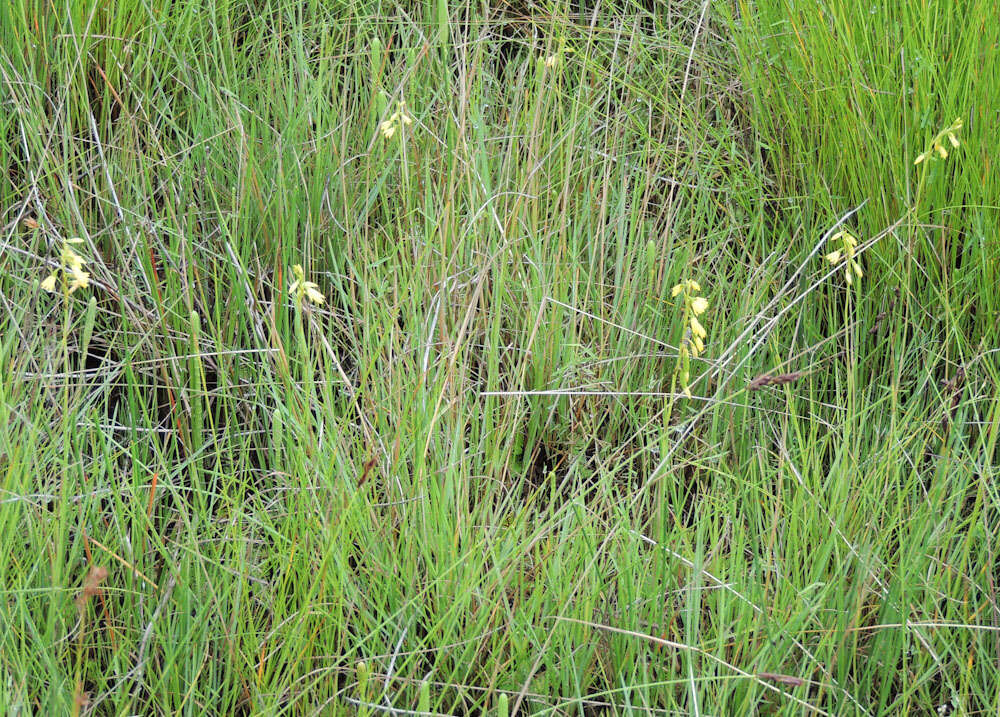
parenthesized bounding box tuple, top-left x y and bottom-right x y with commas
(2, 0, 999, 714)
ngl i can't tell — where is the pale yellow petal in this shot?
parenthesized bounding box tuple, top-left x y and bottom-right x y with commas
(690, 315, 707, 339)
(305, 286, 325, 305)
(41, 274, 58, 292)
(691, 297, 709, 315)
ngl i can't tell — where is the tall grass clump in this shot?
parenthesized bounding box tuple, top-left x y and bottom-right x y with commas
(1, 0, 998, 714)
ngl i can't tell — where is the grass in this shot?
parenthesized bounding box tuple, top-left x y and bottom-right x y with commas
(1, 0, 998, 714)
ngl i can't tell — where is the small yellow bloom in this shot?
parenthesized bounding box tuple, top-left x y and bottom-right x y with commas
(41, 274, 57, 292)
(691, 297, 709, 315)
(831, 231, 857, 247)
(543, 54, 559, 69)
(671, 283, 684, 298)
(690, 315, 707, 339)
(825, 250, 842, 264)
(379, 120, 397, 139)
(68, 265, 90, 293)
(289, 264, 304, 294)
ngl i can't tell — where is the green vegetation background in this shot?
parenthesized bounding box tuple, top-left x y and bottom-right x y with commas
(1, 0, 998, 713)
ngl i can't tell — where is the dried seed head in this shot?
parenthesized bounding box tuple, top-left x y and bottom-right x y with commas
(76, 565, 109, 608)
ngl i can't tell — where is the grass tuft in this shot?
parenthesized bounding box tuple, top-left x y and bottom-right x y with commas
(2, 0, 997, 714)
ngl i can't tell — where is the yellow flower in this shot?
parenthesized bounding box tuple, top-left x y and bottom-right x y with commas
(830, 231, 857, 247)
(690, 315, 707, 339)
(543, 54, 559, 69)
(304, 285, 324, 304)
(289, 264, 304, 292)
(62, 248, 85, 271)
(398, 101, 413, 125)
(691, 297, 709, 315)
(825, 250, 842, 264)
(290, 264, 324, 306)
(68, 265, 90, 293)
(41, 274, 57, 292)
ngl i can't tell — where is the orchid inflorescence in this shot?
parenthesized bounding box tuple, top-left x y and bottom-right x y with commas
(825, 230, 864, 286)
(289, 264, 324, 306)
(379, 100, 413, 140)
(671, 278, 709, 398)
(914, 117, 963, 165)
(41, 237, 90, 295)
